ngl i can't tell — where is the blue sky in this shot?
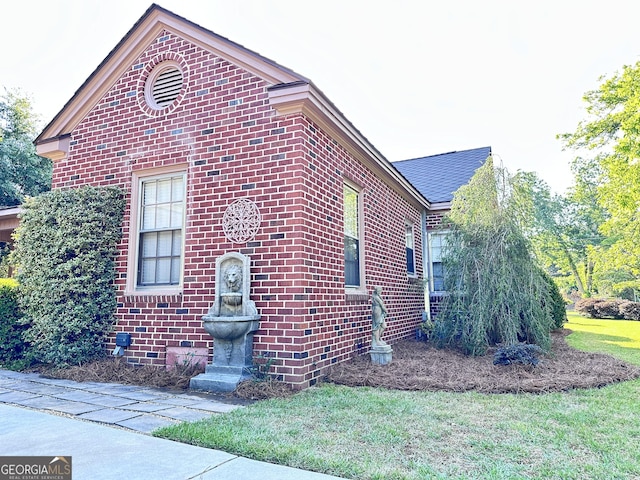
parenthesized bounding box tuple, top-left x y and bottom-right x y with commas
(3, 0, 640, 194)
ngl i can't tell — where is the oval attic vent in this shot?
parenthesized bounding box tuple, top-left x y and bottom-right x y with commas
(151, 66, 183, 107)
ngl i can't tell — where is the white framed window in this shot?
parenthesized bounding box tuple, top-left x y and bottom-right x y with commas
(428, 231, 447, 292)
(344, 182, 364, 289)
(405, 222, 416, 276)
(126, 167, 186, 294)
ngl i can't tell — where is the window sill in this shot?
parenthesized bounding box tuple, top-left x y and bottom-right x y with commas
(429, 291, 448, 299)
(345, 289, 369, 302)
(122, 288, 183, 304)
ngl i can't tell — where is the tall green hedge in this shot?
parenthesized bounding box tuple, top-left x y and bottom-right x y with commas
(0, 279, 30, 369)
(13, 187, 125, 366)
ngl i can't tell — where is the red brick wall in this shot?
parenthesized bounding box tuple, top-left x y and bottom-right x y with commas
(51, 30, 425, 388)
(426, 212, 445, 230)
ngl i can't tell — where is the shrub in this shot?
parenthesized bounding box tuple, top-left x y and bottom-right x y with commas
(12, 187, 125, 366)
(418, 314, 435, 342)
(541, 270, 567, 329)
(493, 343, 543, 366)
(575, 298, 599, 317)
(594, 300, 625, 319)
(574, 298, 633, 319)
(0, 280, 31, 369)
(0, 278, 18, 288)
(620, 301, 640, 321)
(0, 245, 12, 277)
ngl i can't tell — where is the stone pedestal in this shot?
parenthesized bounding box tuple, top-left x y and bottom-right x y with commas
(190, 325, 258, 392)
(369, 344, 393, 365)
(190, 365, 252, 392)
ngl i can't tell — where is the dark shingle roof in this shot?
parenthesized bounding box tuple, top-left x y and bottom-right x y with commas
(393, 146, 491, 204)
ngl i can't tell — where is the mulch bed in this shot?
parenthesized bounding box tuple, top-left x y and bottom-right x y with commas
(36, 356, 297, 400)
(37, 357, 202, 391)
(326, 329, 640, 393)
(37, 329, 640, 399)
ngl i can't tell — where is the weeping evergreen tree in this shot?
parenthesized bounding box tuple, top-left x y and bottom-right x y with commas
(434, 157, 554, 355)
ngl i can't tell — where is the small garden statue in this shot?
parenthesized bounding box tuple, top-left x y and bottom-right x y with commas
(371, 286, 388, 347)
(369, 286, 392, 365)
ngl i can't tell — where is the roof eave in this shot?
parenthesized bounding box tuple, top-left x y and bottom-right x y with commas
(0, 206, 22, 232)
(428, 201, 452, 212)
(268, 82, 430, 210)
(35, 134, 72, 162)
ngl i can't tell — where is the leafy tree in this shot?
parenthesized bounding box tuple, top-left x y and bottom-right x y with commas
(559, 61, 640, 297)
(523, 168, 605, 297)
(0, 89, 52, 206)
(433, 158, 555, 355)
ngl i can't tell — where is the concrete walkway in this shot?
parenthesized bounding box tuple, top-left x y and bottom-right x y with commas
(0, 369, 345, 479)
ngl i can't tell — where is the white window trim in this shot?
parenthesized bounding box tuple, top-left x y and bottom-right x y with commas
(427, 230, 448, 293)
(344, 179, 366, 295)
(125, 164, 187, 297)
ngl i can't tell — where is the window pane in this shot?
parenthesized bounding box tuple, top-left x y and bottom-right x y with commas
(172, 231, 182, 255)
(170, 203, 183, 228)
(141, 233, 157, 258)
(156, 258, 171, 284)
(172, 177, 184, 201)
(156, 179, 172, 203)
(406, 247, 415, 274)
(345, 237, 360, 286)
(406, 223, 415, 274)
(157, 231, 173, 256)
(143, 182, 156, 205)
(156, 204, 171, 228)
(141, 259, 156, 284)
(405, 224, 414, 249)
(433, 262, 445, 291)
(431, 233, 443, 262)
(343, 185, 358, 239)
(171, 258, 181, 284)
(142, 205, 156, 230)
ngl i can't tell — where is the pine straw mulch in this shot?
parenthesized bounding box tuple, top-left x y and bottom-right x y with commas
(37, 358, 202, 391)
(325, 329, 640, 394)
(37, 328, 640, 400)
(36, 357, 296, 401)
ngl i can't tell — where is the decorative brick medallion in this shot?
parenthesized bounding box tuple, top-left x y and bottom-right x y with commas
(222, 198, 261, 244)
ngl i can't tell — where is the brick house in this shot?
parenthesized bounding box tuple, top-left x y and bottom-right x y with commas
(34, 4, 484, 388)
(393, 147, 490, 318)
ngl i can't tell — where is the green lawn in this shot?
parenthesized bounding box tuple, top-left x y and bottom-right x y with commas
(155, 313, 640, 479)
(564, 310, 640, 365)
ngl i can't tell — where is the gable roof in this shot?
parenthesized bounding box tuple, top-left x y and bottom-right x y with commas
(35, 3, 306, 148)
(393, 146, 491, 206)
(35, 3, 430, 210)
